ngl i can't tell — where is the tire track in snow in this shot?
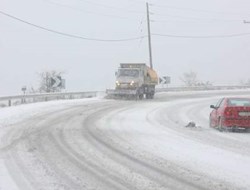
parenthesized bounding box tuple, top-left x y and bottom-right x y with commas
(147, 97, 250, 190)
(154, 97, 250, 156)
(82, 102, 214, 190)
(1, 102, 117, 190)
(1, 92, 250, 190)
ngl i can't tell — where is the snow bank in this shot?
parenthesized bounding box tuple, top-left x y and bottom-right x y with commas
(0, 98, 102, 126)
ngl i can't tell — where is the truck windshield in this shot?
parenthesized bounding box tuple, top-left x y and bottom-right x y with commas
(118, 69, 139, 77)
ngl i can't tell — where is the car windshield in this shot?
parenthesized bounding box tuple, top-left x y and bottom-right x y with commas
(228, 99, 250, 106)
(118, 69, 139, 77)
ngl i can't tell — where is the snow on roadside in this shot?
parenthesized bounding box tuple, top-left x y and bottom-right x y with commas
(0, 160, 19, 190)
(0, 97, 107, 149)
(97, 95, 250, 190)
(0, 98, 103, 126)
(0, 90, 249, 190)
(144, 99, 250, 190)
(0, 97, 105, 190)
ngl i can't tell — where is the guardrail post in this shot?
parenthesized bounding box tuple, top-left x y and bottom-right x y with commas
(8, 99, 11, 107)
(21, 97, 26, 104)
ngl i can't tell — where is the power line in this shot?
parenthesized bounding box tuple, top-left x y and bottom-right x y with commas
(73, 0, 145, 14)
(152, 32, 250, 39)
(150, 3, 250, 17)
(147, 3, 248, 23)
(150, 12, 243, 23)
(117, 0, 147, 5)
(151, 19, 243, 24)
(44, 0, 244, 24)
(42, 0, 143, 21)
(0, 10, 147, 42)
(1, 10, 250, 42)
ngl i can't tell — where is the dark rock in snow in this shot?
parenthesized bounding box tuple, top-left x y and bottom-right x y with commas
(185, 121, 197, 128)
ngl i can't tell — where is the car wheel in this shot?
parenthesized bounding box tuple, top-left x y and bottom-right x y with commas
(209, 116, 213, 128)
(218, 118, 230, 132)
(218, 118, 224, 132)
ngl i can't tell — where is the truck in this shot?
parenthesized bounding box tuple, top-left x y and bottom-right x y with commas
(106, 63, 158, 99)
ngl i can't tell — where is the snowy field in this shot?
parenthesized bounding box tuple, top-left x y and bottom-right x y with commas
(0, 90, 250, 190)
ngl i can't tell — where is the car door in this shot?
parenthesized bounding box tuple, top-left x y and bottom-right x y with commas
(214, 98, 225, 126)
(210, 98, 224, 127)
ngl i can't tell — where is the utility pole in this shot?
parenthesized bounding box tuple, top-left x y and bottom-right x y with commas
(146, 2, 153, 69)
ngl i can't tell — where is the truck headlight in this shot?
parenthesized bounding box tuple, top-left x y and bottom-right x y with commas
(116, 81, 120, 86)
(130, 81, 135, 86)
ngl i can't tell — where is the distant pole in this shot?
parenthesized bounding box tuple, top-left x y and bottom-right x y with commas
(146, 2, 153, 69)
(21, 86, 27, 104)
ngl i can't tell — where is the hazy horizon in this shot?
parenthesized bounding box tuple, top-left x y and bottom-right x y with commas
(1, 0, 250, 96)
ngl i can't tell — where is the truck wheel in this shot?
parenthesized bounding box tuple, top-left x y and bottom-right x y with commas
(146, 94, 154, 99)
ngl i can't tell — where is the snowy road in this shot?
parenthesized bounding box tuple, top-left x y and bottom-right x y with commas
(1, 90, 250, 190)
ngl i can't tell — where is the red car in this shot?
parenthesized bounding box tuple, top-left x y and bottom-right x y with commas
(209, 97, 250, 131)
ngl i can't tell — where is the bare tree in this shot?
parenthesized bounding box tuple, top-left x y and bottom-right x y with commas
(240, 79, 250, 86)
(37, 70, 63, 93)
(180, 71, 199, 87)
(245, 79, 250, 86)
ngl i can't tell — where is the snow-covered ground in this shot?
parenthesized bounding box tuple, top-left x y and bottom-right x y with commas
(0, 98, 104, 190)
(0, 90, 250, 190)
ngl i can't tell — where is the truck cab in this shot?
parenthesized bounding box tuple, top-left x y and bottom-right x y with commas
(115, 67, 144, 90)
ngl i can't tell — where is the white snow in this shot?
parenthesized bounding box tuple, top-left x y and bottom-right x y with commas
(0, 98, 102, 126)
(96, 94, 250, 190)
(1, 90, 250, 190)
(0, 160, 19, 190)
(0, 97, 103, 190)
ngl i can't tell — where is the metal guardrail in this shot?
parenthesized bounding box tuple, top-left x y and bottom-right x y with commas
(0, 91, 101, 107)
(156, 85, 250, 93)
(1, 85, 250, 107)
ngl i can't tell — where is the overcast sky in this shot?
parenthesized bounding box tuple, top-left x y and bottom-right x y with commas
(1, 0, 250, 96)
